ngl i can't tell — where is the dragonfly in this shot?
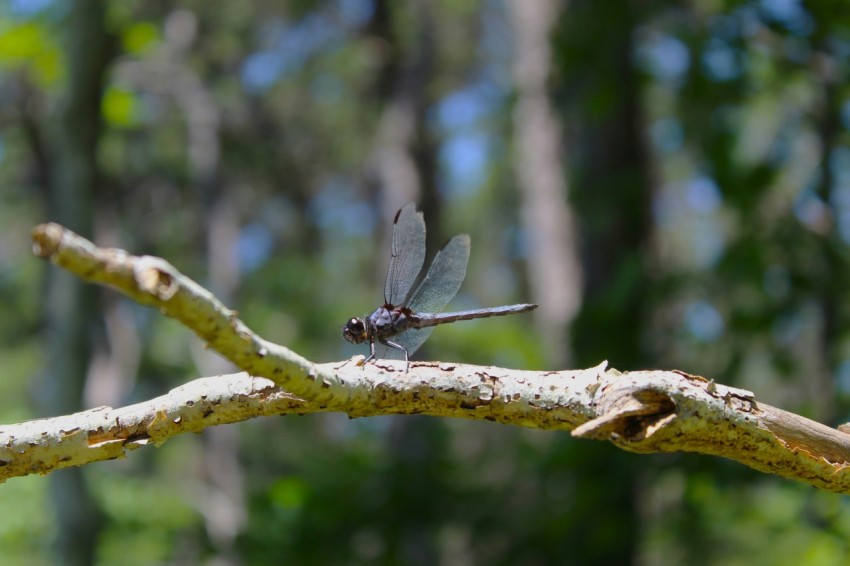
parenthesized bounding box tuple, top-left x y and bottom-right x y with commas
(342, 202, 538, 370)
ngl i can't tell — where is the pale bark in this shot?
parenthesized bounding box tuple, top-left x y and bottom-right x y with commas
(8, 223, 850, 495)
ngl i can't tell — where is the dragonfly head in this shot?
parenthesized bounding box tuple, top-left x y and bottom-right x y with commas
(342, 317, 368, 344)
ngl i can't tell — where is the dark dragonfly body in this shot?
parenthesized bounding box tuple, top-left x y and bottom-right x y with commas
(342, 203, 537, 370)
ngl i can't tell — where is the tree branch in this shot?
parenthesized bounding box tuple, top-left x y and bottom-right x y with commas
(7, 223, 850, 494)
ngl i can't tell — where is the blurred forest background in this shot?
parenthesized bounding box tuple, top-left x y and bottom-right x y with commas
(2, 0, 850, 564)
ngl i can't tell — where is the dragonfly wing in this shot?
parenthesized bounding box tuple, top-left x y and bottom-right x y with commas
(374, 327, 437, 360)
(405, 234, 470, 314)
(384, 203, 427, 306)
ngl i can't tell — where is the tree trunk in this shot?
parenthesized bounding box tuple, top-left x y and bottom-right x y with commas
(553, 0, 653, 561)
(41, 0, 113, 563)
(508, 0, 583, 368)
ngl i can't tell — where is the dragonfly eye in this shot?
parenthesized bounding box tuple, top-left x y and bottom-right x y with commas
(342, 318, 367, 344)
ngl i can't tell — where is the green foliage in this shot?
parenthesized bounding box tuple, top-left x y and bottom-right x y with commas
(0, 476, 52, 563)
(95, 465, 200, 565)
(102, 87, 140, 128)
(0, 21, 62, 86)
(121, 22, 159, 54)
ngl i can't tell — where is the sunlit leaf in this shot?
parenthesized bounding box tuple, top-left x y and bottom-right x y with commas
(102, 87, 138, 128)
(122, 22, 159, 54)
(0, 22, 61, 85)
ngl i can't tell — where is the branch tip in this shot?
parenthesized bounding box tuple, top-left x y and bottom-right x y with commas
(31, 223, 63, 258)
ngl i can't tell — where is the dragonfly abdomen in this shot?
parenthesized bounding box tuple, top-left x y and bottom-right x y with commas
(410, 303, 537, 328)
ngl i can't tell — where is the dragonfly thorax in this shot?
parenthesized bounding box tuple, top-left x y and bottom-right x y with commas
(370, 305, 412, 337)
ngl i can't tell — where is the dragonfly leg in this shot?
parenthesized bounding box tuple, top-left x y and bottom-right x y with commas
(363, 338, 377, 364)
(378, 338, 410, 372)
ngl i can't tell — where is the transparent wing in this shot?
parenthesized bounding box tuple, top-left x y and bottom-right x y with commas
(374, 327, 437, 360)
(384, 203, 426, 306)
(405, 234, 470, 314)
